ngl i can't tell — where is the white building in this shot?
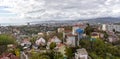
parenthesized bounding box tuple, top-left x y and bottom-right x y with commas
(57, 28, 65, 33)
(106, 24, 120, 32)
(102, 24, 120, 32)
(75, 48, 88, 59)
(72, 26, 80, 35)
(102, 24, 107, 31)
(66, 35, 76, 47)
(47, 36, 61, 49)
(35, 37, 46, 46)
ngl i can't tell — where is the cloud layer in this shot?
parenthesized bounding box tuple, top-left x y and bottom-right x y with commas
(0, 0, 120, 22)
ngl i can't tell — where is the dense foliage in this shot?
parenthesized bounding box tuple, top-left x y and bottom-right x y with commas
(84, 23, 94, 36)
(65, 47, 73, 59)
(80, 38, 120, 59)
(0, 34, 16, 55)
(50, 42, 56, 49)
(0, 34, 16, 45)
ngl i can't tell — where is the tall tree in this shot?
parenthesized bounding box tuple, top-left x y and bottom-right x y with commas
(84, 23, 93, 36)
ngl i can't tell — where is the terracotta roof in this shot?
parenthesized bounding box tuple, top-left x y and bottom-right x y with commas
(0, 53, 19, 59)
(57, 43, 65, 47)
(66, 33, 75, 36)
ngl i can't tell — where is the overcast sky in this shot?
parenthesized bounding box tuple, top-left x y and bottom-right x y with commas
(0, 0, 120, 23)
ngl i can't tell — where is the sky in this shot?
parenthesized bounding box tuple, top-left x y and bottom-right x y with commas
(0, 0, 120, 23)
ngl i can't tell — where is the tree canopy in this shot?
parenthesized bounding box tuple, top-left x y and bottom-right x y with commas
(0, 34, 16, 45)
(65, 47, 73, 59)
(79, 38, 120, 58)
(84, 23, 93, 36)
(0, 34, 16, 55)
(50, 42, 56, 49)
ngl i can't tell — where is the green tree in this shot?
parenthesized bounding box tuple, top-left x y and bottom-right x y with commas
(79, 39, 91, 50)
(30, 36, 38, 44)
(84, 23, 93, 36)
(50, 42, 56, 49)
(39, 55, 50, 59)
(57, 33, 63, 41)
(30, 53, 50, 59)
(65, 47, 73, 59)
(80, 37, 120, 58)
(0, 34, 16, 54)
(0, 34, 16, 45)
(103, 31, 108, 39)
(54, 52, 64, 59)
(92, 39, 106, 57)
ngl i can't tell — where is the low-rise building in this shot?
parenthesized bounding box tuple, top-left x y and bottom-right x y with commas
(57, 28, 65, 33)
(108, 35, 119, 43)
(91, 32, 100, 39)
(102, 24, 120, 32)
(66, 34, 76, 47)
(47, 36, 61, 49)
(75, 48, 88, 59)
(35, 37, 46, 46)
(72, 25, 80, 35)
(21, 38, 31, 49)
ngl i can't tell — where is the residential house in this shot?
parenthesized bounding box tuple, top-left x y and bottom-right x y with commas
(47, 36, 61, 49)
(38, 32, 44, 36)
(46, 31, 56, 36)
(108, 35, 119, 43)
(20, 38, 31, 49)
(57, 27, 65, 33)
(66, 34, 76, 47)
(91, 32, 100, 39)
(35, 37, 46, 46)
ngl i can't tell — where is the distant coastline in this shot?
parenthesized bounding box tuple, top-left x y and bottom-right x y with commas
(0, 23, 27, 26)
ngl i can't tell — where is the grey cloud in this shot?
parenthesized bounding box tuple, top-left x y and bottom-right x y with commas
(1, 0, 120, 21)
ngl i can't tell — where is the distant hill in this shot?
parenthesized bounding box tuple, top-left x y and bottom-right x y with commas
(30, 17, 120, 24)
(85, 17, 120, 23)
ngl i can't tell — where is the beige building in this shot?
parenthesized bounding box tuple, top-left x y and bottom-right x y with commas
(72, 26, 80, 35)
(75, 48, 88, 59)
(57, 28, 65, 33)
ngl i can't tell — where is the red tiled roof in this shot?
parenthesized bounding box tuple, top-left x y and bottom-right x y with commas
(57, 43, 65, 47)
(0, 53, 19, 59)
(66, 33, 75, 36)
